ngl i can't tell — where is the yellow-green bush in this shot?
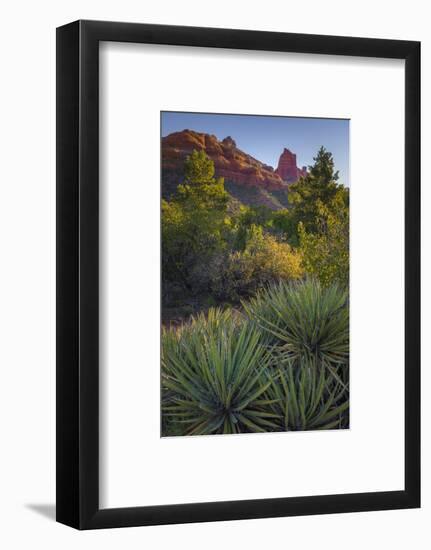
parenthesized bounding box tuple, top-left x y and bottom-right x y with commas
(211, 226, 303, 301)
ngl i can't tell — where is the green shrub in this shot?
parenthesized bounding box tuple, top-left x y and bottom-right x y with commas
(244, 278, 349, 365)
(161, 308, 278, 436)
(161, 280, 349, 436)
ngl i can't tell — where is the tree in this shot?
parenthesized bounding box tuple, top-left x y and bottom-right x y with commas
(270, 208, 297, 243)
(232, 204, 273, 251)
(161, 150, 230, 295)
(177, 149, 228, 210)
(298, 189, 349, 287)
(287, 146, 347, 242)
(183, 149, 216, 185)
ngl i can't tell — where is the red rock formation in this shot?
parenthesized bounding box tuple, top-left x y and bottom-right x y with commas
(162, 130, 289, 190)
(275, 148, 307, 183)
(161, 130, 307, 209)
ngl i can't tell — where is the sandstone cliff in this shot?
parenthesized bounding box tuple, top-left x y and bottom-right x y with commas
(161, 130, 306, 210)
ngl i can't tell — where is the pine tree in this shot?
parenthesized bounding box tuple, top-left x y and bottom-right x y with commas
(288, 146, 347, 239)
(162, 150, 229, 292)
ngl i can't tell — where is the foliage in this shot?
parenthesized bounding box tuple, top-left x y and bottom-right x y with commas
(232, 205, 273, 251)
(286, 147, 348, 241)
(266, 147, 350, 285)
(210, 226, 303, 302)
(177, 150, 229, 210)
(161, 308, 279, 436)
(299, 190, 349, 287)
(183, 149, 217, 185)
(160, 143, 350, 436)
(161, 280, 349, 436)
(261, 358, 349, 431)
(270, 208, 297, 243)
(244, 278, 349, 365)
(162, 146, 349, 372)
(162, 150, 230, 294)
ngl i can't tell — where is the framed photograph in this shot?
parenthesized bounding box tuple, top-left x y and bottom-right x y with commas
(56, 20, 420, 529)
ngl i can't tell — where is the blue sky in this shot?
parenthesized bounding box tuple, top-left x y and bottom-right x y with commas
(161, 112, 350, 187)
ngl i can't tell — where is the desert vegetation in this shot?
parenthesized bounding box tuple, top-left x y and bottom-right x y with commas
(161, 144, 349, 436)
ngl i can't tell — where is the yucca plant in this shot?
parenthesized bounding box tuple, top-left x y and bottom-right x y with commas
(161, 308, 279, 436)
(260, 357, 349, 431)
(244, 278, 349, 365)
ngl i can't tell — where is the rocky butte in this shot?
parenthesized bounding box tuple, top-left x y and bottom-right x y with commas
(275, 148, 307, 183)
(161, 129, 307, 209)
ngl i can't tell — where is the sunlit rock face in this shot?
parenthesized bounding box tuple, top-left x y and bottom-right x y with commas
(275, 148, 307, 183)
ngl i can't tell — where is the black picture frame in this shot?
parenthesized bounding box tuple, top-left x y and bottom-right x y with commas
(56, 20, 420, 530)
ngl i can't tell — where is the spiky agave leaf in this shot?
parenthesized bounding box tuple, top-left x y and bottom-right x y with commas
(259, 356, 349, 431)
(161, 308, 279, 436)
(243, 278, 349, 365)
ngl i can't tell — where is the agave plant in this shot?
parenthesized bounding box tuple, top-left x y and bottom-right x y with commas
(244, 278, 349, 365)
(161, 308, 279, 436)
(260, 357, 349, 431)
